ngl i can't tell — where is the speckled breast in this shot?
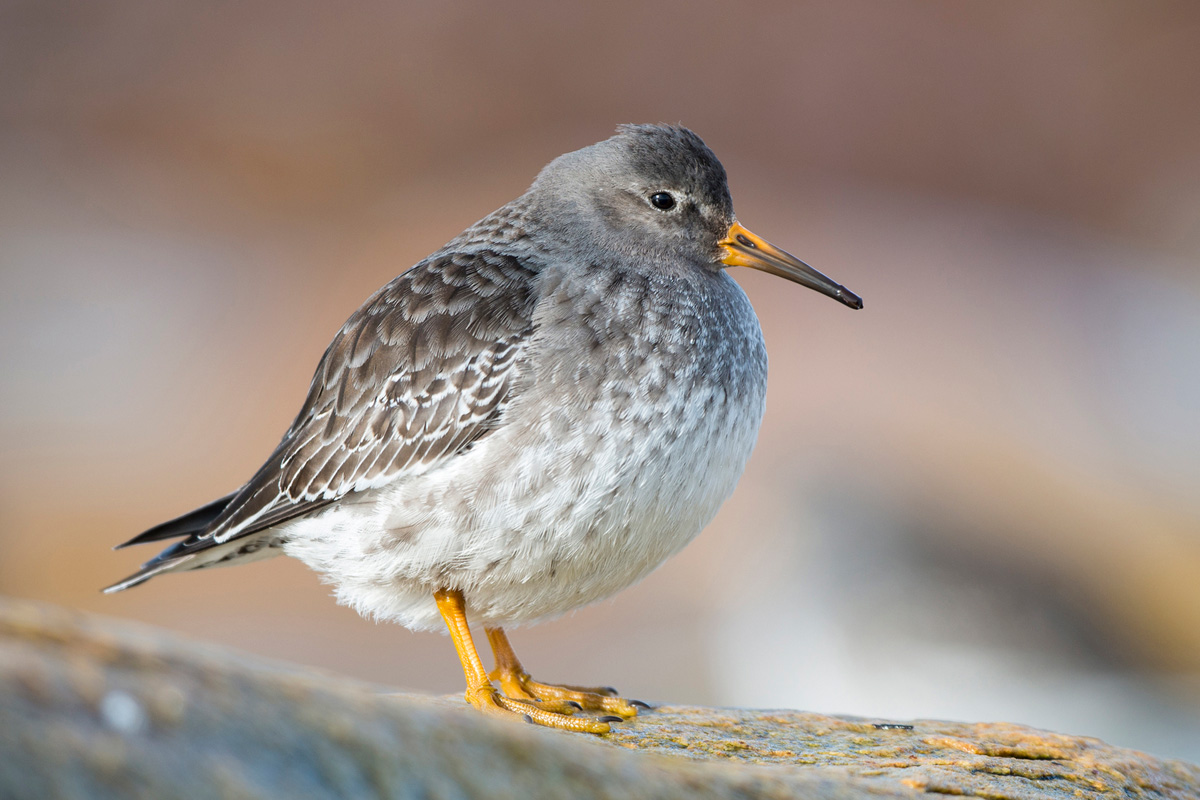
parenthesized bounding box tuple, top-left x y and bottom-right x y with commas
(451, 265, 769, 624)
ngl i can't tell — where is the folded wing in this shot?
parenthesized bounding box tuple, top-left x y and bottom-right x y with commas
(106, 248, 541, 591)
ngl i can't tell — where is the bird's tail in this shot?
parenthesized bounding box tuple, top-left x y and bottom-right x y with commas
(103, 549, 200, 593)
(114, 493, 235, 550)
(104, 492, 272, 594)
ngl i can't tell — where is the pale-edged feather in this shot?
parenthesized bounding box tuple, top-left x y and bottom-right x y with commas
(106, 247, 541, 589)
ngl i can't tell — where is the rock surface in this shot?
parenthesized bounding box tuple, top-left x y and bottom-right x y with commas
(1, 597, 1196, 799)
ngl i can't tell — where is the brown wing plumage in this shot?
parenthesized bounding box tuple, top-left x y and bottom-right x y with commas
(116, 248, 540, 575)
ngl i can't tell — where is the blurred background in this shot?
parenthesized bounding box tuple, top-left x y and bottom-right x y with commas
(2, 0, 1199, 762)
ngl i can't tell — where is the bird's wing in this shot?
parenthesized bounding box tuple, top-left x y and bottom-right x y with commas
(197, 248, 540, 547)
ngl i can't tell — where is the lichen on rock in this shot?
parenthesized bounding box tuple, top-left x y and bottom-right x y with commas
(1, 597, 1196, 799)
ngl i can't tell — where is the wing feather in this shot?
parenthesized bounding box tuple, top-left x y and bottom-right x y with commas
(199, 248, 540, 544)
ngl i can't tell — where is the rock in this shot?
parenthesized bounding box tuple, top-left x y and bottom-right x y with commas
(0, 597, 1196, 799)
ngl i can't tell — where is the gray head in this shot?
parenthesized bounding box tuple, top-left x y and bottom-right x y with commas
(527, 124, 862, 309)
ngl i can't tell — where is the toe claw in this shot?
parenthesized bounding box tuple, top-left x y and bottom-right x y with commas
(597, 715, 623, 724)
(566, 700, 583, 710)
(630, 699, 652, 710)
(522, 714, 534, 724)
(600, 686, 619, 696)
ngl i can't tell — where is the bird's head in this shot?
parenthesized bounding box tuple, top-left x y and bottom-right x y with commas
(528, 123, 862, 309)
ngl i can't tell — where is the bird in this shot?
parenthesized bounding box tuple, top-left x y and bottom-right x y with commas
(106, 124, 862, 733)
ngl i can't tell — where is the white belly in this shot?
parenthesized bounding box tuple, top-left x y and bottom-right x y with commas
(282, 271, 768, 632)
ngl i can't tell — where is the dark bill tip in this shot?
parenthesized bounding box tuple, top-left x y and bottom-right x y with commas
(720, 222, 863, 310)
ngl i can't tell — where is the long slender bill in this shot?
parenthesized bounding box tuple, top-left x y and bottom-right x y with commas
(719, 222, 862, 309)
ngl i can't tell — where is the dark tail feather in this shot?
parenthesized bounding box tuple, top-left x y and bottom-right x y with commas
(115, 493, 237, 550)
(104, 533, 218, 593)
(102, 554, 193, 594)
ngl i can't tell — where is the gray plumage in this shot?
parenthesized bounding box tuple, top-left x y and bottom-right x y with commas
(107, 124, 857, 635)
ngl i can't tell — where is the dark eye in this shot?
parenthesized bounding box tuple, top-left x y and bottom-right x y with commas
(649, 192, 676, 211)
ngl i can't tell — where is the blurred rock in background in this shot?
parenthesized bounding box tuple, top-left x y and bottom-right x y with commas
(1, 0, 1198, 762)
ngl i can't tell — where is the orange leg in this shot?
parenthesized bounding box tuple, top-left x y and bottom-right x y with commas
(433, 589, 617, 733)
(485, 626, 646, 719)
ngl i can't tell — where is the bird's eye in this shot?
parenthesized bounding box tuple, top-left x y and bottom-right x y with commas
(649, 192, 676, 211)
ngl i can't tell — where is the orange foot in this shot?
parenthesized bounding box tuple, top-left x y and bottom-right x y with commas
(486, 627, 648, 720)
(434, 589, 648, 734)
